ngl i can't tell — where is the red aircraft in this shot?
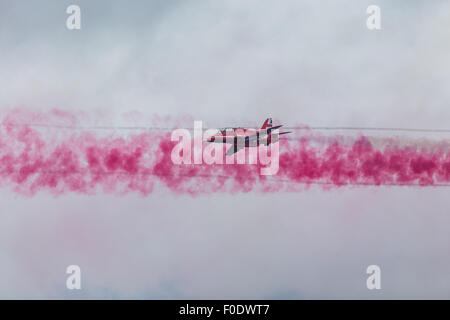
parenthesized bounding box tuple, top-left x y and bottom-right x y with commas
(206, 118, 291, 155)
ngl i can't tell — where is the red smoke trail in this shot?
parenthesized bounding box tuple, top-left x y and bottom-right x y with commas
(1, 109, 450, 196)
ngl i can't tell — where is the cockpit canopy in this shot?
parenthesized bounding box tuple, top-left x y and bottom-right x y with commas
(218, 127, 246, 134)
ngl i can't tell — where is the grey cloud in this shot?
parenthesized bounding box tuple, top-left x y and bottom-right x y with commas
(1, 0, 450, 299)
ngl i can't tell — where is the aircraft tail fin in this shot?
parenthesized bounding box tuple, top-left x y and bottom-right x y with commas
(261, 118, 273, 129)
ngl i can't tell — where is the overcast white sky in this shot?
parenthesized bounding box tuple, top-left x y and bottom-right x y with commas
(1, 0, 450, 299)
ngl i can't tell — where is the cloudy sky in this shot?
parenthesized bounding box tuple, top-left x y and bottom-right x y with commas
(1, 0, 450, 299)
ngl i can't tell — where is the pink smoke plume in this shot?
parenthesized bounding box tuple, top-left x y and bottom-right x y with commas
(1, 109, 450, 196)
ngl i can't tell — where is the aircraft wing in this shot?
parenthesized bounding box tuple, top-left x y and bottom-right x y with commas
(226, 145, 244, 156)
(242, 125, 284, 141)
